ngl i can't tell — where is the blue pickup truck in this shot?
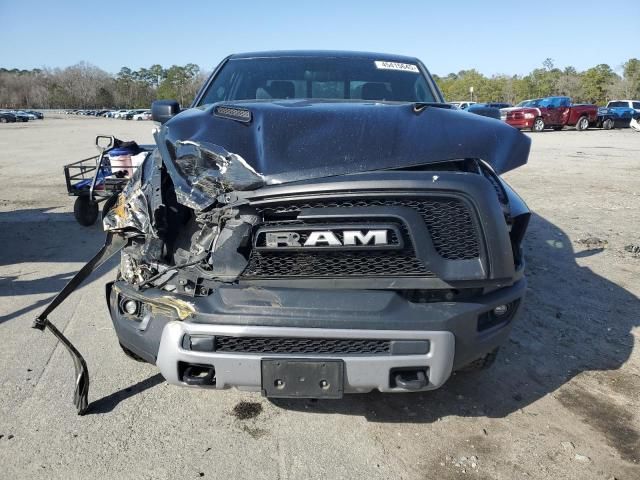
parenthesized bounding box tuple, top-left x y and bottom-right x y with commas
(595, 100, 640, 129)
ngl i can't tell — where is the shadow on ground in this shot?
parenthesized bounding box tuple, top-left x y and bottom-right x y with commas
(268, 213, 639, 458)
(5, 207, 639, 460)
(0, 207, 114, 323)
(87, 373, 165, 415)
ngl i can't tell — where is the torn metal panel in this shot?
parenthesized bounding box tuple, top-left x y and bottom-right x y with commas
(159, 137, 265, 210)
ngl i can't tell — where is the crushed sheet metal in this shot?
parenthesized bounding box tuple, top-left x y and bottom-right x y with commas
(165, 138, 265, 210)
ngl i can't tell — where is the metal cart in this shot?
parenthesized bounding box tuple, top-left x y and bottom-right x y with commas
(63, 135, 150, 226)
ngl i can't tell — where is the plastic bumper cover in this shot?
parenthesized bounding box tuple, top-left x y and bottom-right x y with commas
(108, 278, 526, 393)
(157, 324, 456, 393)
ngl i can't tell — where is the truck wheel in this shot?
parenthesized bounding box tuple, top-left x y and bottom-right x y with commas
(73, 196, 99, 226)
(575, 116, 589, 131)
(457, 347, 500, 372)
(532, 117, 545, 132)
(602, 118, 614, 130)
(0, 117, 7, 123)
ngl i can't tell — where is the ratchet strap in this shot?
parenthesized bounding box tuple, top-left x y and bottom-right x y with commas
(33, 232, 127, 414)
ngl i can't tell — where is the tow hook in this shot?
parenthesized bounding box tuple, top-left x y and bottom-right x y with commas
(393, 369, 428, 391)
(181, 364, 216, 386)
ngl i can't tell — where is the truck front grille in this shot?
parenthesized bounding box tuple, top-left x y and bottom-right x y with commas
(214, 336, 391, 355)
(240, 196, 480, 279)
(256, 197, 480, 260)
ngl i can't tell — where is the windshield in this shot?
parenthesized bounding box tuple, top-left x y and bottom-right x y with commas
(608, 101, 627, 108)
(198, 57, 437, 104)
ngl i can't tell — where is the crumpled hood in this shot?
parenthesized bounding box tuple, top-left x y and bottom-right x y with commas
(158, 100, 530, 209)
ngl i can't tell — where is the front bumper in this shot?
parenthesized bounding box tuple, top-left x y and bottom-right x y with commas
(506, 118, 533, 129)
(108, 277, 526, 394)
(157, 323, 455, 393)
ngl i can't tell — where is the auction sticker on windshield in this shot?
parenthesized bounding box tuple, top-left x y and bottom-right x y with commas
(374, 61, 419, 73)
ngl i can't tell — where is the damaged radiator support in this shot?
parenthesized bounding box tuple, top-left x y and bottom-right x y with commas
(32, 233, 127, 414)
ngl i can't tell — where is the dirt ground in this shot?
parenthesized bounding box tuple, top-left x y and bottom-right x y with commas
(0, 115, 638, 480)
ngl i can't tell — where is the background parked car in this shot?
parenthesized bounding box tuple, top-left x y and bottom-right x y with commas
(502, 96, 597, 132)
(0, 111, 18, 123)
(11, 111, 30, 122)
(485, 102, 512, 109)
(16, 110, 37, 120)
(607, 100, 640, 113)
(25, 110, 44, 119)
(595, 106, 636, 129)
(448, 101, 476, 110)
(132, 110, 151, 120)
(466, 103, 502, 119)
(124, 109, 147, 120)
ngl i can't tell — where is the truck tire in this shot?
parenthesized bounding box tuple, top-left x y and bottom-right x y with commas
(73, 196, 99, 226)
(602, 118, 614, 130)
(532, 117, 545, 132)
(575, 116, 589, 131)
(457, 347, 500, 372)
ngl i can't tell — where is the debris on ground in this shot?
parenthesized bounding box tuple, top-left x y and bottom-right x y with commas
(561, 441, 575, 452)
(624, 244, 640, 255)
(575, 236, 608, 249)
(453, 455, 479, 470)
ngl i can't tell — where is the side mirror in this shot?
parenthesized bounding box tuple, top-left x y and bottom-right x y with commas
(152, 100, 180, 124)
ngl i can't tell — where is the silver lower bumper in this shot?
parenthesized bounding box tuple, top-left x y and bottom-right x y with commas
(156, 322, 456, 393)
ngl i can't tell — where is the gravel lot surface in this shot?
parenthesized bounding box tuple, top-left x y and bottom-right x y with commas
(0, 115, 638, 479)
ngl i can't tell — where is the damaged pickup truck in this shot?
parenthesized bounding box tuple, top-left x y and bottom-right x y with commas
(35, 51, 531, 413)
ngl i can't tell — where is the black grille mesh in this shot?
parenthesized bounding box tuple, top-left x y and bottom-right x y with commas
(257, 198, 480, 260)
(214, 336, 391, 355)
(243, 249, 432, 277)
(241, 196, 480, 279)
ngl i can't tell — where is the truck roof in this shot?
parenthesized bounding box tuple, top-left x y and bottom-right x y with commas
(228, 50, 421, 64)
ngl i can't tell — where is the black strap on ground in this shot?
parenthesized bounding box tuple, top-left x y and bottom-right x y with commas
(33, 232, 127, 415)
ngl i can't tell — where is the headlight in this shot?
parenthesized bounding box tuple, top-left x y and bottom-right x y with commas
(524, 113, 535, 119)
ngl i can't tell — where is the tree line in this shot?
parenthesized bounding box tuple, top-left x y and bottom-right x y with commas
(434, 58, 640, 105)
(0, 62, 207, 109)
(1, 58, 639, 109)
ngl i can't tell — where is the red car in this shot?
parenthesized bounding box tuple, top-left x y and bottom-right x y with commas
(502, 96, 598, 132)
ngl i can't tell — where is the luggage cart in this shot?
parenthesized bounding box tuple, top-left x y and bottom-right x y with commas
(63, 135, 150, 226)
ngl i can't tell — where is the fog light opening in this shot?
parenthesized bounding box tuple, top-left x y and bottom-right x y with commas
(121, 298, 140, 316)
(493, 304, 509, 316)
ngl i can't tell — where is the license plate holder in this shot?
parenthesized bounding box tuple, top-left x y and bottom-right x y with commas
(261, 359, 344, 399)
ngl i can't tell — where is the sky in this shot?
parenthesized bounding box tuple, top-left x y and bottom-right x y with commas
(1, 0, 638, 77)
